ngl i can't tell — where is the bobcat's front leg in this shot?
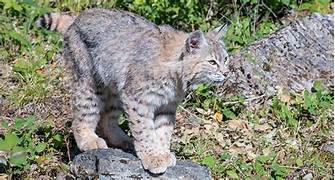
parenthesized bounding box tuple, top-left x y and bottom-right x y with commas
(125, 101, 175, 174)
(154, 113, 176, 163)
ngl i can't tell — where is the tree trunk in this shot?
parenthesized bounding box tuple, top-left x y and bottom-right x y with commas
(220, 13, 334, 103)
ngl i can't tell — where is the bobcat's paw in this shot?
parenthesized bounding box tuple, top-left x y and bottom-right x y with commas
(78, 137, 108, 151)
(140, 152, 176, 174)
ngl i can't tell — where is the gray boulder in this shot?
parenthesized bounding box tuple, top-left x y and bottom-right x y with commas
(70, 149, 212, 180)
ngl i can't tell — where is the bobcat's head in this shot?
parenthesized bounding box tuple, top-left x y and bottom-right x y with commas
(180, 25, 230, 89)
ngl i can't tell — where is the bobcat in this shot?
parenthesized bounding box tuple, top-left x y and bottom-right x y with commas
(38, 8, 230, 174)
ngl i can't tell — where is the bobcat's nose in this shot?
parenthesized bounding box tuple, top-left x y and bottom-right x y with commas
(220, 67, 229, 78)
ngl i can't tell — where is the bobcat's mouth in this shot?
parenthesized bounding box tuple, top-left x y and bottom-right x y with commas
(212, 79, 225, 84)
(188, 73, 228, 90)
(211, 79, 226, 86)
(208, 74, 227, 84)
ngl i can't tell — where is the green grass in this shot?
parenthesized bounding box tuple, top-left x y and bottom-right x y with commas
(0, 0, 333, 179)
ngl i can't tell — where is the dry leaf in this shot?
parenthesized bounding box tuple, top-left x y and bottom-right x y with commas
(234, 140, 248, 147)
(36, 69, 44, 75)
(247, 151, 257, 160)
(254, 123, 272, 132)
(184, 128, 199, 136)
(279, 94, 291, 103)
(215, 133, 225, 146)
(204, 124, 213, 131)
(260, 177, 268, 180)
(227, 119, 247, 130)
(195, 108, 206, 115)
(227, 120, 241, 130)
(242, 128, 253, 137)
(214, 112, 223, 123)
(229, 146, 245, 154)
(265, 129, 277, 142)
(278, 88, 291, 103)
(277, 150, 286, 162)
(285, 139, 300, 150)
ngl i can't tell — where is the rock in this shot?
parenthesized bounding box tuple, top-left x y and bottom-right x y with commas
(320, 143, 334, 154)
(70, 149, 212, 180)
(56, 172, 75, 180)
(221, 13, 334, 105)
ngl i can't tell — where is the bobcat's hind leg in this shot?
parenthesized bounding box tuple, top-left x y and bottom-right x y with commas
(72, 81, 108, 151)
(97, 90, 134, 152)
(64, 27, 107, 151)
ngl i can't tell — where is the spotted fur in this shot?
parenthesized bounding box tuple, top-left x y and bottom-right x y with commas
(39, 8, 230, 174)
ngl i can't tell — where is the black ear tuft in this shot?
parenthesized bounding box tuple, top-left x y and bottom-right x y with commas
(185, 31, 205, 53)
(211, 23, 230, 40)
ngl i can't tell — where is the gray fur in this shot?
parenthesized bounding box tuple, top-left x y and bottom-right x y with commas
(60, 8, 230, 174)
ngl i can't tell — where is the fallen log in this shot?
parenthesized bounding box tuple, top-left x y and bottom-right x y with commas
(221, 13, 333, 101)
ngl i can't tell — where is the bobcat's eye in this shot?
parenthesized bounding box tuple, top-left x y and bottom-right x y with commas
(208, 60, 218, 66)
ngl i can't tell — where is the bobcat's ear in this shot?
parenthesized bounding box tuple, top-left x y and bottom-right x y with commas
(210, 23, 229, 40)
(185, 30, 206, 54)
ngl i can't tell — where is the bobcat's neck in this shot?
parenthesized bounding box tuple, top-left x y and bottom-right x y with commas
(156, 60, 189, 98)
(157, 28, 191, 94)
(159, 28, 188, 62)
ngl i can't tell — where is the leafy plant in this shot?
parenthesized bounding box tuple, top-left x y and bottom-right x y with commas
(0, 117, 68, 176)
(272, 97, 299, 127)
(271, 82, 333, 128)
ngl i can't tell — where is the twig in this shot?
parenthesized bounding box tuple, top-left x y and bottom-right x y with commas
(277, 165, 301, 169)
(65, 137, 71, 162)
(181, 91, 194, 105)
(261, 0, 278, 19)
(221, 94, 266, 106)
(178, 105, 202, 120)
(219, 14, 234, 25)
(234, 164, 246, 178)
(205, 0, 214, 21)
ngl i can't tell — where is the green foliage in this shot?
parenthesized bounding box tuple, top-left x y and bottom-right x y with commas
(271, 82, 333, 128)
(225, 17, 279, 52)
(226, 169, 239, 179)
(272, 97, 299, 127)
(296, 158, 303, 167)
(303, 83, 333, 114)
(123, 0, 212, 31)
(291, 0, 333, 13)
(118, 0, 283, 52)
(0, 117, 68, 175)
(0, 0, 63, 105)
(201, 155, 216, 169)
(198, 152, 290, 179)
(188, 84, 243, 120)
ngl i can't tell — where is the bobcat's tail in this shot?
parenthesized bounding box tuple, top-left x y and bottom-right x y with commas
(36, 13, 75, 34)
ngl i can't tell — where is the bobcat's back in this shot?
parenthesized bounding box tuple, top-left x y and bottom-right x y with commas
(64, 8, 184, 88)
